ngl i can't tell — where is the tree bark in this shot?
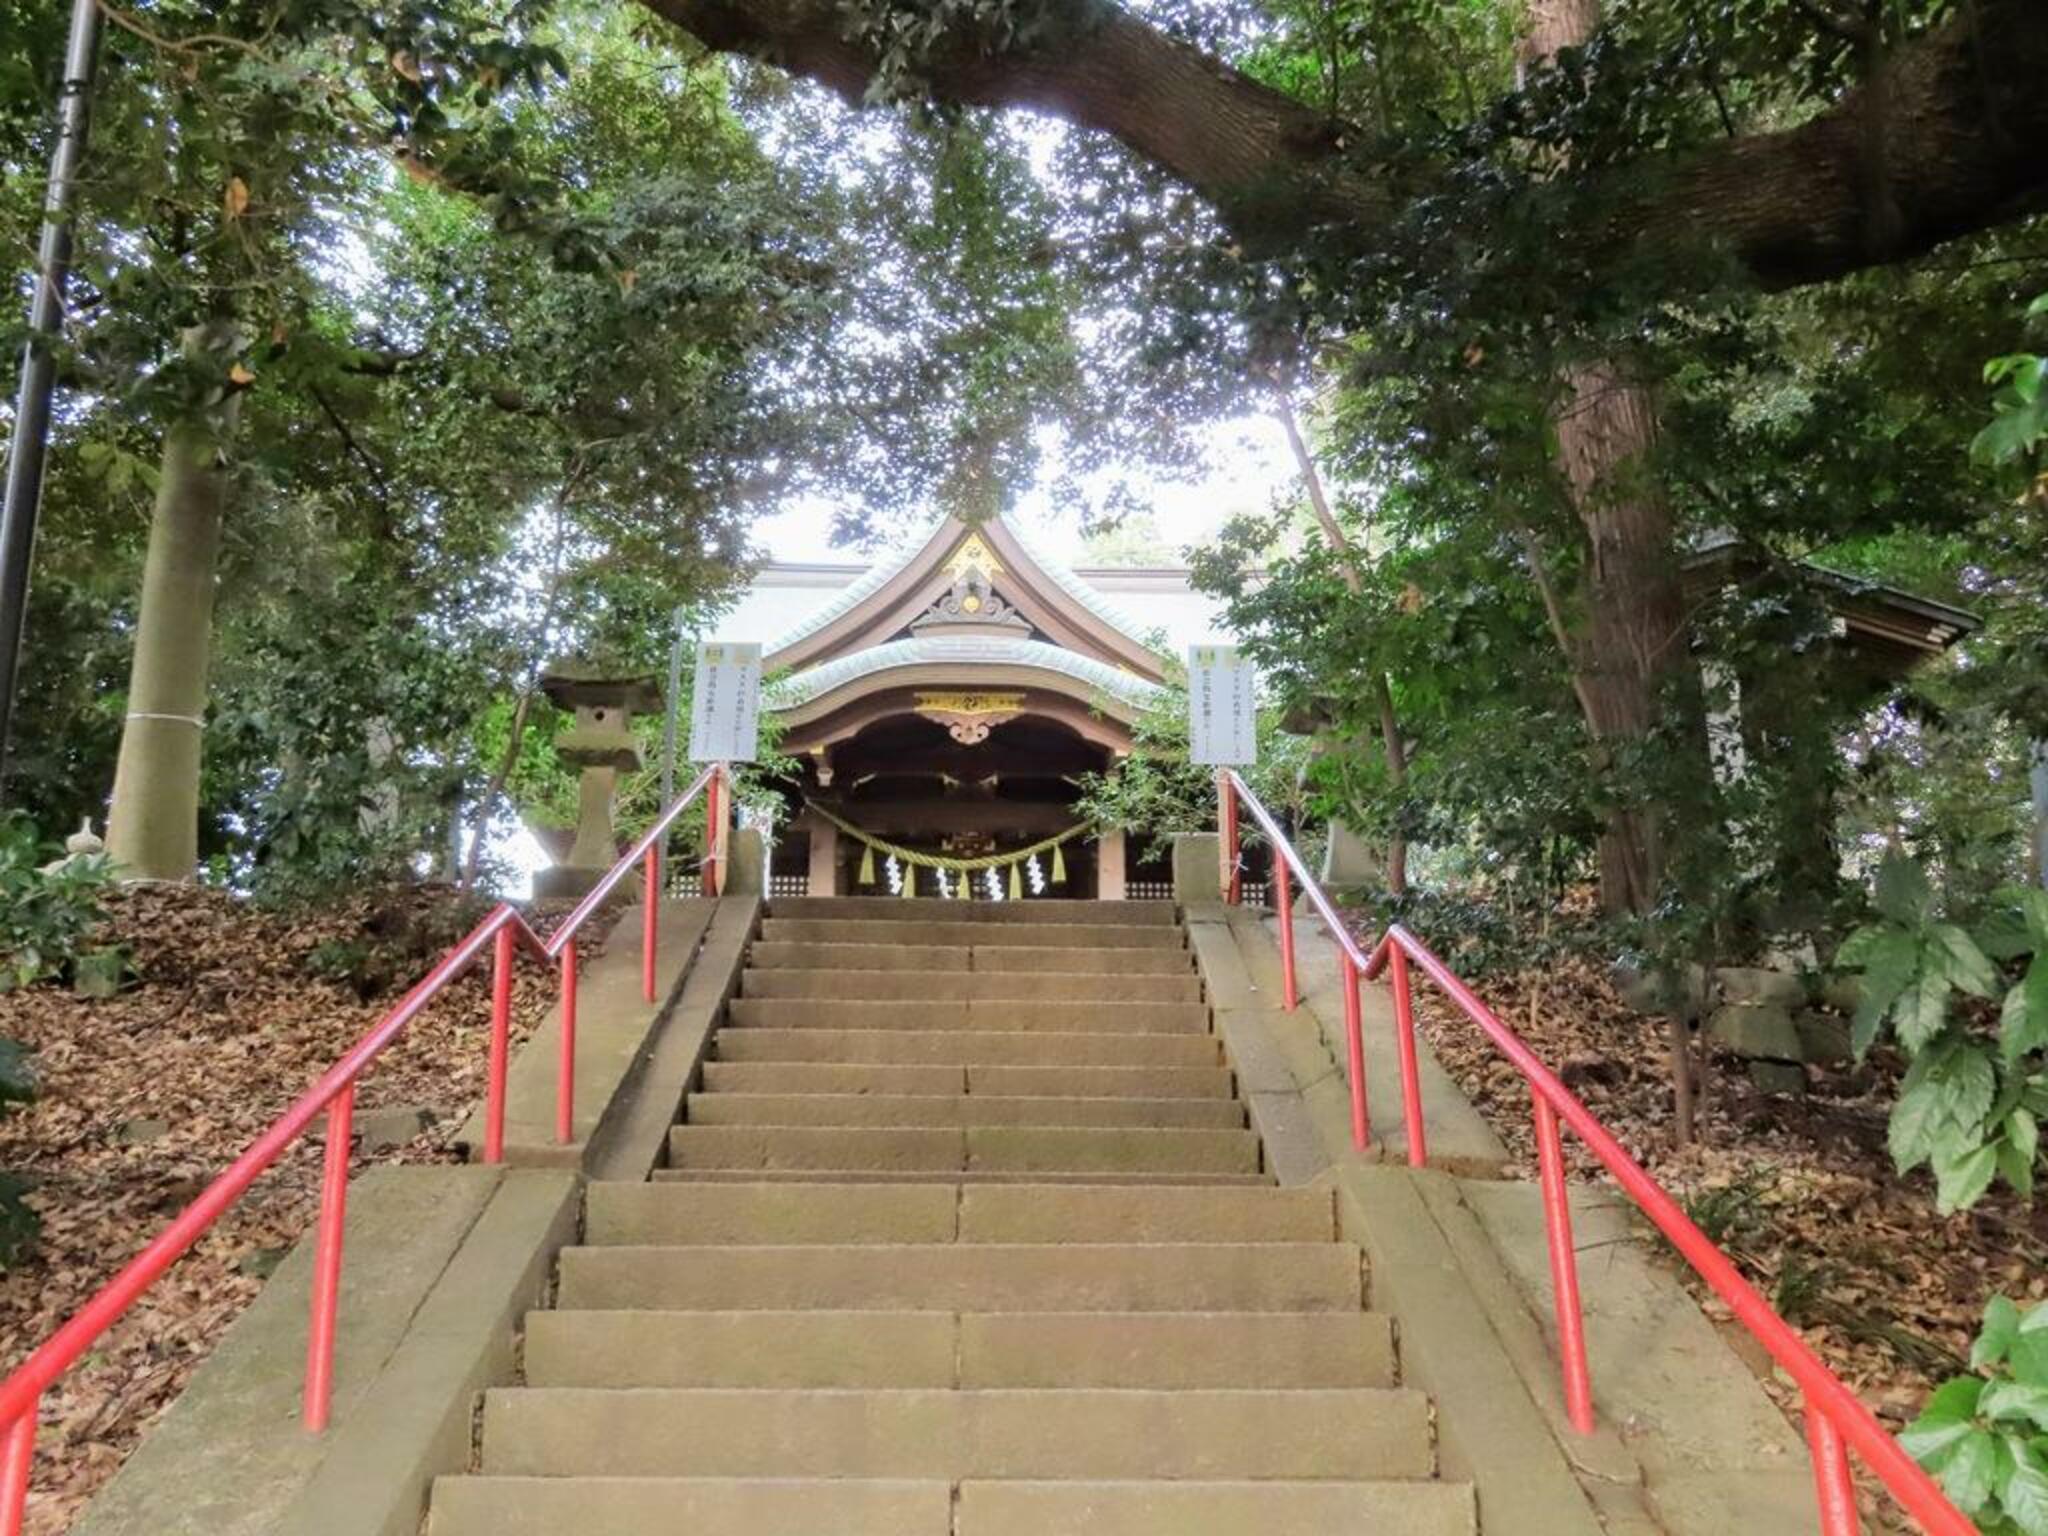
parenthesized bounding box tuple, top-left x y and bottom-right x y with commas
(1547, 360, 1692, 917)
(1270, 380, 1408, 894)
(646, 0, 2048, 295)
(105, 325, 242, 881)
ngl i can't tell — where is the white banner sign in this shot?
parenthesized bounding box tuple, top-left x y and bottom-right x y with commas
(688, 641, 761, 763)
(1187, 644, 1256, 765)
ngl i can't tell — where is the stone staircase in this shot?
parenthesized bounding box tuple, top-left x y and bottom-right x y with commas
(429, 897, 1477, 1534)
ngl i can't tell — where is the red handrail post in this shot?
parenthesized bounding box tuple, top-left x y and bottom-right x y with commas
(1806, 1402, 1862, 1536)
(701, 769, 723, 898)
(484, 925, 513, 1165)
(1341, 952, 1370, 1148)
(1389, 944, 1429, 1168)
(1533, 1091, 1596, 1434)
(0, 1400, 36, 1536)
(556, 938, 578, 1145)
(1217, 770, 1240, 905)
(641, 847, 658, 1003)
(302, 1083, 354, 1432)
(1274, 845, 1297, 1010)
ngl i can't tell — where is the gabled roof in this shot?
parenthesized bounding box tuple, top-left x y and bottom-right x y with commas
(763, 515, 1169, 683)
(769, 636, 1160, 712)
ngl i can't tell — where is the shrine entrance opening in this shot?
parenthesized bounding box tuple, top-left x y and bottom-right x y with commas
(774, 708, 1132, 899)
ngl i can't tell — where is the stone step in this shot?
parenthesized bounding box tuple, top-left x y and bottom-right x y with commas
(685, 1092, 1245, 1130)
(954, 1480, 1477, 1536)
(656, 1168, 1275, 1187)
(740, 968, 1206, 1003)
(744, 942, 1197, 975)
(555, 1243, 1360, 1313)
(697, 1061, 1237, 1099)
(761, 919, 1186, 949)
(770, 897, 1179, 926)
(585, 1182, 1334, 1246)
(970, 1064, 1236, 1098)
(432, 1478, 1475, 1536)
(478, 1387, 1434, 1480)
(667, 1124, 1262, 1175)
(725, 998, 1210, 1034)
(712, 1029, 1223, 1068)
(430, 1477, 953, 1536)
(522, 1310, 1396, 1389)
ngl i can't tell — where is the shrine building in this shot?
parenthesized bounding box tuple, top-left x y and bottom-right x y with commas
(720, 514, 1223, 901)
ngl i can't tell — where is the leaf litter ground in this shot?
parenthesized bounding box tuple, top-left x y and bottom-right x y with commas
(0, 883, 596, 1535)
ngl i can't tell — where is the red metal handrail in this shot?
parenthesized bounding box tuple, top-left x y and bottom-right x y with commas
(0, 763, 731, 1536)
(1217, 771, 1971, 1536)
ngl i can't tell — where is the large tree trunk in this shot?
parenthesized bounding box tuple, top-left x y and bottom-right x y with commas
(105, 326, 240, 881)
(1548, 360, 1692, 916)
(1517, 0, 1694, 919)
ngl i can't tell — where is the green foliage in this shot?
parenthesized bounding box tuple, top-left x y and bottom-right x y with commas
(0, 821, 119, 993)
(1837, 856, 2048, 1213)
(1906, 1297, 2048, 1533)
(1071, 663, 1313, 861)
(1974, 298, 2048, 469)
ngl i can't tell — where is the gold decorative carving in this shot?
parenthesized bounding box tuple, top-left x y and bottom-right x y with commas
(914, 690, 1026, 745)
(943, 534, 1003, 583)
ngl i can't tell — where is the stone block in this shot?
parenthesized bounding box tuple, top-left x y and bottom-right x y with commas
(1713, 966, 1808, 1008)
(1793, 1010, 1852, 1065)
(1612, 962, 1707, 1017)
(1747, 1060, 1807, 1096)
(1705, 1002, 1801, 1061)
(727, 828, 765, 895)
(1173, 833, 1224, 904)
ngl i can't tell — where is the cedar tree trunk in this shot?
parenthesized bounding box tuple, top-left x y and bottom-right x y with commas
(105, 325, 241, 881)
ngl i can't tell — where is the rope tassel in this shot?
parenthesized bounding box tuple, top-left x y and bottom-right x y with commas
(1051, 843, 1066, 884)
(859, 844, 876, 887)
(1009, 861, 1022, 900)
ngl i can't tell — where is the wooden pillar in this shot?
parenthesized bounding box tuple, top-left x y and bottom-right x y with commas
(807, 816, 839, 897)
(1098, 830, 1127, 901)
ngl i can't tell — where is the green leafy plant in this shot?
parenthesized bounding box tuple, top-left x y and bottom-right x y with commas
(1905, 1297, 2048, 1532)
(1837, 856, 2048, 1212)
(0, 821, 120, 993)
(1973, 296, 2048, 469)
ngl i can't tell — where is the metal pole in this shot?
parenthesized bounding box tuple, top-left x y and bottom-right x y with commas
(0, 0, 102, 791)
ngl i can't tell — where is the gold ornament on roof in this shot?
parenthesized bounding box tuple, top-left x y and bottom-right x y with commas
(943, 533, 1003, 583)
(914, 690, 1026, 745)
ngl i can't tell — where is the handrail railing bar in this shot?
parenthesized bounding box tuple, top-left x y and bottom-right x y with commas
(1219, 768, 1967, 1535)
(543, 762, 719, 954)
(1370, 923, 1968, 1536)
(0, 765, 728, 1450)
(1224, 772, 1374, 973)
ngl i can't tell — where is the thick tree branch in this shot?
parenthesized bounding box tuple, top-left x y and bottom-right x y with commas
(647, 0, 2048, 293)
(643, 0, 1372, 224)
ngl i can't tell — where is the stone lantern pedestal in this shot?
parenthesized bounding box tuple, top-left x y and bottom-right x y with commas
(532, 662, 662, 900)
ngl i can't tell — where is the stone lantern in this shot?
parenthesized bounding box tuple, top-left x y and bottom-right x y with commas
(533, 661, 661, 899)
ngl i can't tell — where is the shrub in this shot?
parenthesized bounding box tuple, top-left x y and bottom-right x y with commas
(1905, 1296, 2048, 1533)
(0, 819, 120, 992)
